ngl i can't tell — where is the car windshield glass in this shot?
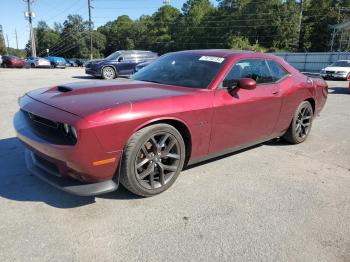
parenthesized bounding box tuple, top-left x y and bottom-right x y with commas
(106, 51, 121, 60)
(331, 61, 350, 67)
(131, 53, 226, 89)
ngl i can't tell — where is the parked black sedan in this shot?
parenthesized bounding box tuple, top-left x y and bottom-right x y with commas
(85, 50, 158, 79)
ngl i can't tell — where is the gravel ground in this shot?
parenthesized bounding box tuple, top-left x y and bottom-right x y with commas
(0, 68, 349, 262)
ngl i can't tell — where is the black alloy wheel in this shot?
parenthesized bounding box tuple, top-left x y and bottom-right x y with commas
(295, 104, 312, 140)
(120, 124, 186, 197)
(135, 133, 181, 190)
(283, 101, 314, 144)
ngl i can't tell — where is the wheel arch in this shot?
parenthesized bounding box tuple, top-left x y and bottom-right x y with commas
(101, 65, 118, 77)
(135, 118, 193, 166)
(305, 97, 315, 114)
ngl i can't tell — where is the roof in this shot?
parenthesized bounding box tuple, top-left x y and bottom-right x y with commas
(176, 49, 256, 57)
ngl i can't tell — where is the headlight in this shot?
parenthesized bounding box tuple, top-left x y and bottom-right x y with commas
(336, 71, 346, 74)
(63, 123, 78, 140)
(70, 126, 78, 139)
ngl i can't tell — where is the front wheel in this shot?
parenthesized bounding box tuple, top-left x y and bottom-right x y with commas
(283, 101, 314, 144)
(102, 66, 116, 79)
(119, 124, 186, 197)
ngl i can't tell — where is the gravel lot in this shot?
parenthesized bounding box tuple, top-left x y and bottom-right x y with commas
(0, 68, 349, 262)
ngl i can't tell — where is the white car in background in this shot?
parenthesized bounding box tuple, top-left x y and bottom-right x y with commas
(25, 57, 51, 68)
(320, 60, 350, 80)
(0, 55, 2, 65)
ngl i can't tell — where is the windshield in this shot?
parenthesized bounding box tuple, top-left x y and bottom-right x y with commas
(330, 61, 350, 67)
(131, 53, 226, 89)
(106, 51, 121, 60)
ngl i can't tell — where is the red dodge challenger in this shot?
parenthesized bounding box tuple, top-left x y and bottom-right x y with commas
(14, 50, 328, 197)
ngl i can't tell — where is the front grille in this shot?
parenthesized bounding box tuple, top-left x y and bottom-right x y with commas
(22, 110, 77, 145)
(326, 71, 334, 74)
(28, 112, 59, 128)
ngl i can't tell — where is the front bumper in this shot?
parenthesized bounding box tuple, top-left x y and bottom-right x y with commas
(53, 62, 66, 68)
(37, 62, 51, 68)
(14, 101, 122, 196)
(25, 149, 118, 196)
(321, 72, 348, 79)
(85, 67, 101, 77)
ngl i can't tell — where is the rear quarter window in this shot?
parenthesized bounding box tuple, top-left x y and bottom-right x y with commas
(266, 60, 289, 82)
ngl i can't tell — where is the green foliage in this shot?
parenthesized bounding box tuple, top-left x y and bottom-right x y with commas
(31, 0, 350, 58)
(228, 36, 266, 52)
(7, 48, 26, 58)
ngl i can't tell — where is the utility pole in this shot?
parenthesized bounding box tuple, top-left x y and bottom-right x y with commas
(24, 0, 36, 57)
(297, 0, 303, 50)
(331, 7, 341, 52)
(88, 0, 93, 60)
(15, 29, 19, 50)
(6, 34, 9, 49)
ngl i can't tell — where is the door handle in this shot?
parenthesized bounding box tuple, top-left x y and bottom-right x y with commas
(272, 91, 279, 95)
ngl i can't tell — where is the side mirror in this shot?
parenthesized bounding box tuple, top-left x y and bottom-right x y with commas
(118, 57, 123, 62)
(238, 78, 256, 90)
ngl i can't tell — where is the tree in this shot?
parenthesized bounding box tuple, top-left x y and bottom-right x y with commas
(34, 21, 60, 56)
(178, 0, 215, 49)
(98, 15, 136, 56)
(0, 34, 6, 54)
(301, 0, 350, 51)
(228, 36, 266, 52)
(149, 5, 182, 53)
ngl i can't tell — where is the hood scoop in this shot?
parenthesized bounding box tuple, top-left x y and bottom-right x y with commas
(57, 86, 73, 93)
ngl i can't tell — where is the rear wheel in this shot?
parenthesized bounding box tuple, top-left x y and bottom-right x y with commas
(31, 63, 35, 68)
(283, 101, 313, 144)
(120, 124, 186, 197)
(102, 66, 116, 79)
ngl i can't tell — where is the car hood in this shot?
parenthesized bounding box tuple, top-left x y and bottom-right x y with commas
(88, 59, 106, 64)
(323, 66, 350, 71)
(26, 79, 198, 117)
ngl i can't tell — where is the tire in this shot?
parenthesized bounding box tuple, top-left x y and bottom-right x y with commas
(3, 63, 7, 68)
(50, 63, 55, 69)
(31, 63, 35, 68)
(120, 124, 186, 197)
(102, 66, 116, 79)
(283, 101, 314, 144)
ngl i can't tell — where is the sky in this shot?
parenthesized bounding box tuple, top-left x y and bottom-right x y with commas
(0, 0, 217, 49)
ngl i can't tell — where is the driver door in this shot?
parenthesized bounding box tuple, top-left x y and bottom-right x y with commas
(209, 58, 283, 153)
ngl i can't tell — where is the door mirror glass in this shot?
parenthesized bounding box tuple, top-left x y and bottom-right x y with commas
(118, 57, 124, 62)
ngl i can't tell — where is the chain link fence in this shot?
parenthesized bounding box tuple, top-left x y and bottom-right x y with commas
(272, 52, 350, 73)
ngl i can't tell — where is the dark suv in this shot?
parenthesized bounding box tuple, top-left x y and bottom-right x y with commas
(85, 50, 158, 79)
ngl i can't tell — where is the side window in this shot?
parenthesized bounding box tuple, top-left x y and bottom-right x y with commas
(266, 60, 288, 82)
(222, 59, 274, 87)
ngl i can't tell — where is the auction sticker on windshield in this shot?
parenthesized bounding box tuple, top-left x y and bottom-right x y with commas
(199, 56, 225, 63)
